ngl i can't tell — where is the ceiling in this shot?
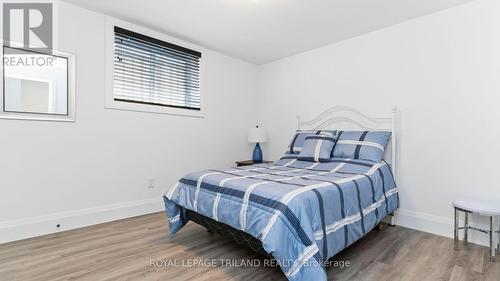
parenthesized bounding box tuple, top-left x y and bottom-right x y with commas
(62, 0, 473, 64)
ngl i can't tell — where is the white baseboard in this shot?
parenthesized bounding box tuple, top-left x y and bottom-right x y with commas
(0, 202, 493, 249)
(0, 198, 165, 244)
(395, 208, 491, 247)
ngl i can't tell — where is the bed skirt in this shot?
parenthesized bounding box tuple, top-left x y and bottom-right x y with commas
(185, 209, 272, 258)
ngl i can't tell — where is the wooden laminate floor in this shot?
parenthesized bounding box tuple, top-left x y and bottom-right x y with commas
(1, 212, 499, 281)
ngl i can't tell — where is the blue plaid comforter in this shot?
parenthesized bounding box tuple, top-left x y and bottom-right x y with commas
(163, 157, 399, 281)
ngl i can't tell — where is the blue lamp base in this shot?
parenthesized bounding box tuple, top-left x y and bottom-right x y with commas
(252, 143, 263, 162)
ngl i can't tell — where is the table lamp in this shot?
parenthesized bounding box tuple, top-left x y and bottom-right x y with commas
(248, 125, 268, 162)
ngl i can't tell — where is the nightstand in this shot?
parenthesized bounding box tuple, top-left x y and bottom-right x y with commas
(235, 160, 273, 167)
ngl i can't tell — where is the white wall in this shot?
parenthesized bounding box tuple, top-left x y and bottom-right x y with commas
(0, 2, 257, 243)
(257, 0, 500, 245)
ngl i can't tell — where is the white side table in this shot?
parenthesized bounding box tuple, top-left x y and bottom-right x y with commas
(453, 199, 500, 262)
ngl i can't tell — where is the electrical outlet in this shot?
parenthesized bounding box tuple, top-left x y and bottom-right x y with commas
(147, 178, 155, 188)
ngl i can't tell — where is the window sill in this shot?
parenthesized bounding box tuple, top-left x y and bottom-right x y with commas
(105, 99, 204, 118)
(0, 111, 75, 122)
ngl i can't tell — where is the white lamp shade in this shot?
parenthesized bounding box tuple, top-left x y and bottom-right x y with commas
(248, 127, 268, 143)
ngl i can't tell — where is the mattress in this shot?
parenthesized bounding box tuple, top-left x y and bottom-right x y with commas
(163, 157, 399, 281)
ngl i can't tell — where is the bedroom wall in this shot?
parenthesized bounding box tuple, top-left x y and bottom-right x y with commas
(256, 0, 500, 246)
(0, 2, 257, 243)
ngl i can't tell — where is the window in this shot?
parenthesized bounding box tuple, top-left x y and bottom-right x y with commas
(1, 46, 75, 122)
(113, 26, 201, 111)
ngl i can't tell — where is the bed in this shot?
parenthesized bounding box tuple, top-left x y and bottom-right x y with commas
(163, 106, 399, 281)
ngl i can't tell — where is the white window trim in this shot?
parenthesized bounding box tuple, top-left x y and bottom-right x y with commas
(104, 17, 204, 118)
(0, 44, 76, 122)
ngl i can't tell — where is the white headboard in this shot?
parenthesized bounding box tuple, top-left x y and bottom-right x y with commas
(297, 106, 397, 180)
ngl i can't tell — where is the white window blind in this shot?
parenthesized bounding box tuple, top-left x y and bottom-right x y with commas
(113, 26, 201, 110)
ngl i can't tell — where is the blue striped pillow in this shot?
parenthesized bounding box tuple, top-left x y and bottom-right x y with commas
(297, 135, 337, 162)
(332, 131, 391, 162)
(287, 130, 336, 154)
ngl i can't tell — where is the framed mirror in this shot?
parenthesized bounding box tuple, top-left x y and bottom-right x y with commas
(1, 45, 75, 121)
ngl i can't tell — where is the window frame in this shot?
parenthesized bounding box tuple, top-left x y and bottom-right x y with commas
(0, 43, 76, 122)
(105, 17, 204, 118)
